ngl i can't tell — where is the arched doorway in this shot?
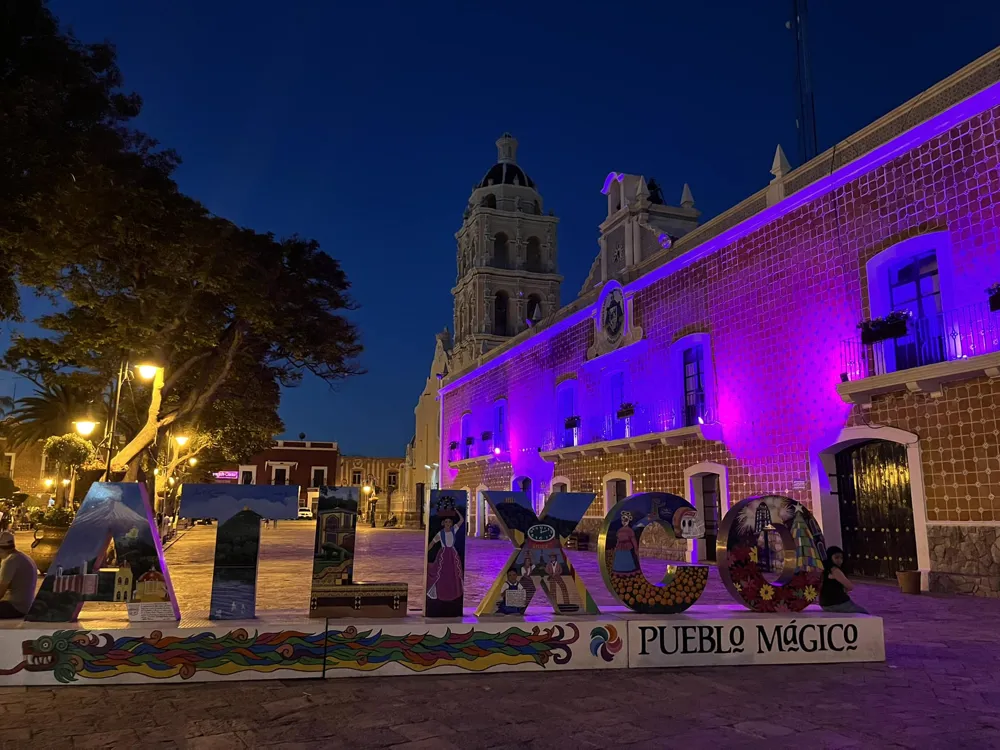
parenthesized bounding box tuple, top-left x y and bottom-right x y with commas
(684, 462, 730, 564)
(474, 484, 488, 537)
(834, 440, 917, 580)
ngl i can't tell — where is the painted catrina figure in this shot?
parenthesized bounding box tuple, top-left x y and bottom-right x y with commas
(612, 511, 640, 574)
(427, 510, 465, 602)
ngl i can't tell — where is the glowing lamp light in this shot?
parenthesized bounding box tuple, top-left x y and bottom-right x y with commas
(174, 435, 189, 447)
(423, 464, 431, 470)
(493, 447, 501, 455)
(697, 416, 705, 425)
(73, 420, 98, 437)
(153, 468, 160, 476)
(61, 479, 71, 487)
(168, 477, 176, 486)
(188, 457, 198, 466)
(43, 478, 54, 489)
(362, 484, 372, 494)
(136, 363, 160, 380)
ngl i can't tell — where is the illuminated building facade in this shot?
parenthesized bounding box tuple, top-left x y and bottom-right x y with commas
(440, 49, 1000, 596)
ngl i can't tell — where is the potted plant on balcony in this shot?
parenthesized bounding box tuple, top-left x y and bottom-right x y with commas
(448, 441, 459, 462)
(988, 282, 1000, 312)
(858, 310, 911, 345)
(616, 402, 636, 420)
(564, 416, 581, 429)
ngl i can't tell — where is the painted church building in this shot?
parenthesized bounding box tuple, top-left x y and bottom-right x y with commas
(439, 48, 1000, 597)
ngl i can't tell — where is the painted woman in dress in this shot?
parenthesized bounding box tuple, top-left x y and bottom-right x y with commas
(426, 511, 465, 602)
(612, 511, 640, 574)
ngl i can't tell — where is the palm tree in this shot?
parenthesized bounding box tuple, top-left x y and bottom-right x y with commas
(0, 384, 102, 451)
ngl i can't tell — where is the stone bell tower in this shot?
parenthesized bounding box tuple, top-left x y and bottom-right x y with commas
(451, 134, 562, 370)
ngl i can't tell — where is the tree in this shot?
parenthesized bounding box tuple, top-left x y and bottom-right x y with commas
(2, 3, 362, 475)
(42, 433, 95, 506)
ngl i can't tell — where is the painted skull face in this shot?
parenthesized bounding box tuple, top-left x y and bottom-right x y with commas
(673, 507, 705, 539)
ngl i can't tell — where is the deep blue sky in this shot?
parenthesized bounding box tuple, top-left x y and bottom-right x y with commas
(5, 1, 998, 456)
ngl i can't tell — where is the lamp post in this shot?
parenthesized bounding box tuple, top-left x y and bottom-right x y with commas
(362, 474, 376, 528)
(103, 359, 163, 480)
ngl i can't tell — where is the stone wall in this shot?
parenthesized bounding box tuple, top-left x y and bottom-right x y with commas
(927, 525, 1000, 597)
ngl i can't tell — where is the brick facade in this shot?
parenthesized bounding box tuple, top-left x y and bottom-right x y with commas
(440, 52, 1000, 594)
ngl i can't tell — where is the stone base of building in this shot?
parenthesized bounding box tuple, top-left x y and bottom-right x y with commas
(0, 607, 884, 686)
(927, 525, 1000, 598)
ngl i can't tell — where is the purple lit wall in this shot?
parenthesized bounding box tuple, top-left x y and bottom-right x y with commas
(442, 90, 1000, 517)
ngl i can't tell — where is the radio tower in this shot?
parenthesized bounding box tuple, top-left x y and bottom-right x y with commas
(790, 0, 818, 164)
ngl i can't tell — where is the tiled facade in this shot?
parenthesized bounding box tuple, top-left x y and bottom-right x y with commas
(440, 50, 1000, 595)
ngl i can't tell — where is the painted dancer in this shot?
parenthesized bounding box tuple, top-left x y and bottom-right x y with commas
(612, 511, 640, 574)
(427, 511, 464, 603)
(820, 546, 869, 614)
(545, 553, 570, 605)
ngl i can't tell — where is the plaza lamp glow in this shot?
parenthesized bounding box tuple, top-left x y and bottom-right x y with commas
(174, 435, 189, 447)
(73, 419, 98, 437)
(188, 458, 198, 466)
(43, 478, 54, 489)
(136, 363, 160, 381)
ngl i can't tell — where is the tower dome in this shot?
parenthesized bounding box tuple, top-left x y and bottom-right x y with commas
(477, 133, 536, 189)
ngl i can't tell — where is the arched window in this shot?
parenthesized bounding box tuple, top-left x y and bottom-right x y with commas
(533, 200, 541, 215)
(526, 294, 542, 327)
(460, 412, 473, 459)
(493, 233, 509, 269)
(494, 291, 510, 336)
(493, 399, 508, 452)
(526, 237, 542, 272)
(482, 194, 496, 209)
(556, 379, 577, 448)
(668, 333, 715, 430)
(514, 476, 532, 499)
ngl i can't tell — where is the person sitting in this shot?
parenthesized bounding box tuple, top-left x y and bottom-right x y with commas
(0, 532, 38, 619)
(820, 546, 869, 614)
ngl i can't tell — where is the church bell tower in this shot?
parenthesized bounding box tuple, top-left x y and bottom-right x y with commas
(451, 134, 561, 369)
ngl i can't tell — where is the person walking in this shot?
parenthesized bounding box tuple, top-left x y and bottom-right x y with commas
(0, 532, 38, 619)
(819, 546, 869, 614)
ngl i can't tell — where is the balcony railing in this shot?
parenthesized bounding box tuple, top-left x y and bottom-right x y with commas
(841, 301, 1000, 381)
(548, 393, 718, 452)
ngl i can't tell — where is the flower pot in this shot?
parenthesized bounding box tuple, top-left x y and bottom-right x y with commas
(896, 569, 921, 595)
(30, 525, 69, 574)
(990, 292, 1000, 312)
(860, 319, 908, 345)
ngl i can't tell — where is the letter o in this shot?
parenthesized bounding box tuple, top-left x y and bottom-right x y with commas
(717, 495, 826, 612)
(598, 492, 709, 614)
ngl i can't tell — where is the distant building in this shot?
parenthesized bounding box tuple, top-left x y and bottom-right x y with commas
(0, 438, 52, 502)
(214, 439, 340, 506)
(335, 456, 406, 526)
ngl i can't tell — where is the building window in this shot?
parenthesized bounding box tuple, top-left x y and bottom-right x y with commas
(493, 400, 508, 452)
(526, 237, 542, 272)
(494, 291, 509, 336)
(311, 467, 327, 488)
(553, 482, 568, 493)
(526, 294, 542, 327)
(608, 371, 626, 439)
(387, 471, 398, 488)
(482, 194, 496, 209)
(351, 470, 362, 485)
(272, 467, 288, 485)
(556, 380, 577, 448)
(493, 233, 509, 269)
(0, 454, 13, 479)
(683, 345, 706, 427)
(888, 251, 944, 369)
(460, 412, 473, 459)
(239, 465, 256, 485)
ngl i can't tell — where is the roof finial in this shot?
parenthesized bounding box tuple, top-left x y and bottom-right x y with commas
(680, 183, 695, 209)
(496, 133, 518, 164)
(770, 144, 791, 180)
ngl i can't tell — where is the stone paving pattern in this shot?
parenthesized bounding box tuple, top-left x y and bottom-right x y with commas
(3, 525, 1000, 749)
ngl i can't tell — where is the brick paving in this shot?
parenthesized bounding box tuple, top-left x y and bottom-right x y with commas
(3, 525, 1000, 749)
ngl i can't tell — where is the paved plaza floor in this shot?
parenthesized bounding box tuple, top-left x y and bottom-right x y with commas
(4, 524, 1000, 749)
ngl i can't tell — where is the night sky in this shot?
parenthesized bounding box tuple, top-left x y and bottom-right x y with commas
(4, 1, 998, 456)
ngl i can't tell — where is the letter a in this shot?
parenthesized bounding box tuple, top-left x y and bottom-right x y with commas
(476, 491, 600, 617)
(26, 483, 180, 622)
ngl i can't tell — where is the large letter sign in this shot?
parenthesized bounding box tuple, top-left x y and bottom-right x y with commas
(598, 492, 709, 614)
(25, 483, 179, 623)
(717, 495, 826, 612)
(477, 491, 600, 617)
(424, 490, 468, 617)
(309, 486, 407, 618)
(178, 484, 298, 619)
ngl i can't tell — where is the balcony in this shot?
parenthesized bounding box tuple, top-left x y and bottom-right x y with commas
(838, 301, 1000, 404)
(540, 395, 721, 462)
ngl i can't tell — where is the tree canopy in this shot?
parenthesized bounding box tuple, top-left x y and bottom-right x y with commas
(1, 2, 362, 474)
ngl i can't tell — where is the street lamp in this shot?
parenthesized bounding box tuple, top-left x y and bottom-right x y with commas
(73, 419, 98, 437)
(362, 474, 377, 528)
(104, 357, 163, 479)
(43, 478, 54, 489)
(136, 363, 160, 381)
(188, 457, 198, 466)
(174, 435, 189, 447)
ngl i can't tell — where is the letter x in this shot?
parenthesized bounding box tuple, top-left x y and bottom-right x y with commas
(476, 491, 600, 617)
